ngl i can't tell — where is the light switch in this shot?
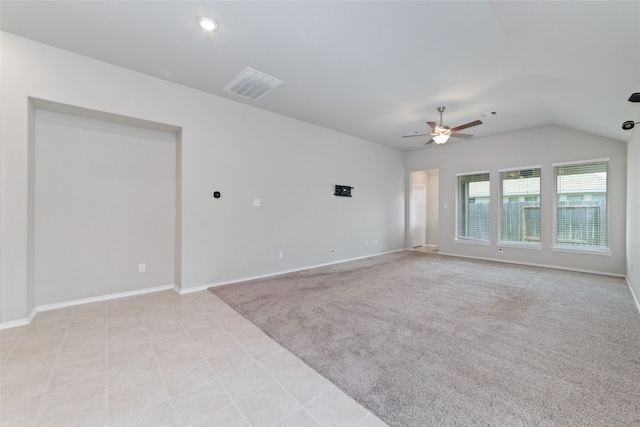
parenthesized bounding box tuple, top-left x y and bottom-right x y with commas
(253, 198, 261, 207)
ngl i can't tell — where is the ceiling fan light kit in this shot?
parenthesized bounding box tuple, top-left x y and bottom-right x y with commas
(432, 134, 450, 144)
(402, 106, 483, 145)
(198, 17, 218, 31)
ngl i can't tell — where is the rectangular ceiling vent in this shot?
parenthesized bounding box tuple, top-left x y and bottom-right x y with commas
(223, 67, 283, 101)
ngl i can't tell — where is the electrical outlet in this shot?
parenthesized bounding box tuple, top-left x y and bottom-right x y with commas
(138, 263, 146, 273)
(375, 240, 378, 245)
(279, 250, 284, 259)
(365, 241, 369, 247)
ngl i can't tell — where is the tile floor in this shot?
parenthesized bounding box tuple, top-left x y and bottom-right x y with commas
(0, 290, 387, 427)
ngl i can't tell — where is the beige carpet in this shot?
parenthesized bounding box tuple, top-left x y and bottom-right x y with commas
(210, 251, 640, 426)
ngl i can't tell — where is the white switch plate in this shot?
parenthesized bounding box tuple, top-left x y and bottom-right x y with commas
(253, 198, 261, 207)
(138, 263, 146, 273)
(279, 251, 284, 259)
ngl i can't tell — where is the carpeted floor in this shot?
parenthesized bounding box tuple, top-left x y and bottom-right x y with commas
(210, 251, 640, 426)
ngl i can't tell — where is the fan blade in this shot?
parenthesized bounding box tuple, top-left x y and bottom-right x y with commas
(450, 120, 482, 132)
(450, 132, 474, 139)
(425, 139, 435, 145)
(427, 121, 438, 131)
(402, 133, 431, 138)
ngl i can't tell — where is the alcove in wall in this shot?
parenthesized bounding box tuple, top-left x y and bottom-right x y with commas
(29, 99, 182, 306)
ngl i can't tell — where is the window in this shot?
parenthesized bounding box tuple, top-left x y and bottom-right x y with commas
(553, 160, 609, 251)
(457, 172, 490, 241)
(500, 167, 541, 244)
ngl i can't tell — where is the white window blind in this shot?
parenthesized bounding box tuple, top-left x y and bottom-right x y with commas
(500, 168, 541, 244)
(457, 172, 490, 241)
(554, 160, 609, 250)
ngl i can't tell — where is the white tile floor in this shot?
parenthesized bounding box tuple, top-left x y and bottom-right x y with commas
(0, 290, 387, 427)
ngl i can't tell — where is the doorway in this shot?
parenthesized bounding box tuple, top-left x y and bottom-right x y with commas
(410, 169, 439, 251)
(411, 184, 426, 247)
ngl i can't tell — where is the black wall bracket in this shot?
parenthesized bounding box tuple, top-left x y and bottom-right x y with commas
(334, 185, 353, 197)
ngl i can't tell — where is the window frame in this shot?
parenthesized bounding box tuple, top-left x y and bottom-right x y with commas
(456, 170, 491, 244)
(552, 158, 611, 255)
(498, 166, 542, 248)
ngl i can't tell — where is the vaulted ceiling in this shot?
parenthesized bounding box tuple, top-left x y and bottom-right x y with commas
(2, 1, 639, 151)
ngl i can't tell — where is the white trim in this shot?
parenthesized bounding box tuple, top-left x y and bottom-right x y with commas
(456, 170, 490, 177)
(552, 159, 610, 252)
(1, 250, 406, 326)
(33, 284, 175, 314)
(552, 157, 610, 167)
(550, 246, 613, 256)
(1, 284, 178, 329)
(627, 277, 640, 315)
(497, 241, 543, 250)
(187, 249, 405, 293)
(437, 251, 625, 278)
(454, 238, 491, 246)
(0, 319, 30, 330)
(0, 308, 37, 330)
(498, 165, 542, 172)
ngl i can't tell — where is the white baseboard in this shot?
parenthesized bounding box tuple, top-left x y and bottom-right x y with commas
(627, 277, 640, 314)
(0, 308, 36, 331)
(0, 249, 407, 328)
(187, 249, 405, 292)
(436, 251, 626, 278)
(0, 284, 176, 330)
(3, 251, 636, 328)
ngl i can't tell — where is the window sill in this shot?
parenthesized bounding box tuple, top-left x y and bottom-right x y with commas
(497, 242, 543, 250)
(454, 238, 491, 246)
(550, 246, 613, 256)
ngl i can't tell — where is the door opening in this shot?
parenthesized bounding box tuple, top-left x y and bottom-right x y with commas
(410, 169, 439, 252)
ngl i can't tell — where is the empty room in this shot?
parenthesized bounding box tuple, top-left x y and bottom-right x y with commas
(1, 1, 639, 426)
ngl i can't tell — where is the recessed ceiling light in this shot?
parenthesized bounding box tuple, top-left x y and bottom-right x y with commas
(198, 17, 218, 31)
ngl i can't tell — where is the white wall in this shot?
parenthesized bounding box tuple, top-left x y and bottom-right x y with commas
(34, 109, 177, 305)
(406, 125, 627, 275)
(627, 119, 640, 310)
(0, 32, 405, 323)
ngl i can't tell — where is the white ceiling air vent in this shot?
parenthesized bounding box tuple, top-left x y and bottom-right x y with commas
(223, 67, 283, 101)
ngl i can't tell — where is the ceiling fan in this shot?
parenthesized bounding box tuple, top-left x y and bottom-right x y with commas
(403, 106, 483, 145)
